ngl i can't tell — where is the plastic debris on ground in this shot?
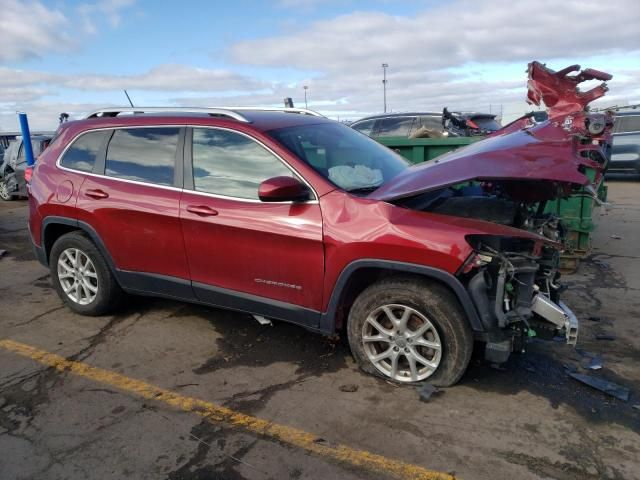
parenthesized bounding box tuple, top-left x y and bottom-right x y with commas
(609, 234, 622, 239)
(0, 249, 7, 259)
(417, 383, 442, 402)
(587, 356, 603, 370)
(568, 372, 630, 402)
(595, 334, 616, 340)
(252, 315, 273, 326)
(588, 315, 602, 322)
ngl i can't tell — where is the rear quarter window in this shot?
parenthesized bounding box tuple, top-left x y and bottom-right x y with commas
(60, 131, 109, 173)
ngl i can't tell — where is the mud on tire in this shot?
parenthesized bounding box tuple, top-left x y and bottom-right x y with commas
(347, 275, 474, 387)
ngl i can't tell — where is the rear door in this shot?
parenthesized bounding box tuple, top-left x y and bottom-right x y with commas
(75, 126, 192, 297)
(180, 127, 324, 325)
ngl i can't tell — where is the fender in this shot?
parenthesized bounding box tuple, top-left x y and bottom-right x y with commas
(319, 259, 485, 334)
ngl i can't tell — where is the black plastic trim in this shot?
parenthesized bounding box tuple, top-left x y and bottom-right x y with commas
(319, 259, 484, 334)
(193, 281, 321, 329)
(118, 270, 195, 300)
(30, 224, 48, 267)
(93, 130, 112, 175)
(183, 127, 194, 190)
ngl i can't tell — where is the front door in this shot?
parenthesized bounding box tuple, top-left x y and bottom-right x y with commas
(180, 127, 324, 327)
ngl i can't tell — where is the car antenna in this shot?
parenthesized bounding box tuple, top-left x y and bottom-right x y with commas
(124, 90, 134, 107)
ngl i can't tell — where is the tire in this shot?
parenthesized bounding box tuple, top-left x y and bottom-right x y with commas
(0, 180, 15, 201)
(49, 231, 124, 316)
(347, 276, 474, 387)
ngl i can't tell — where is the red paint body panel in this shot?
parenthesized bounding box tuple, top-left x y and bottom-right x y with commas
(180, 190, 324, 310)
(75, 177, 189, 279)
(319, 190, 553, 311)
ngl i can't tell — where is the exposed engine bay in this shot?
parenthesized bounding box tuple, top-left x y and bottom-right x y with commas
(396, 182, 576, 363)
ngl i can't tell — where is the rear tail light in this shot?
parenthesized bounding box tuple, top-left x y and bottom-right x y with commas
(25, 166, 34, 184)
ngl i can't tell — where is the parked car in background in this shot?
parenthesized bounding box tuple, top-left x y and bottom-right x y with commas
(351, 110, 501, 139)
(350, 112, 443, 138)
(0, 135, 52, 201)
(607, 110, 640, 177)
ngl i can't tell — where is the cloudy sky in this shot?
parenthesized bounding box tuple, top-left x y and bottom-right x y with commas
(1, 0, 639, 131)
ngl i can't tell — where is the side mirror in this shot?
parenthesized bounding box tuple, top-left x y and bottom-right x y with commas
(258, 176, 310, 202)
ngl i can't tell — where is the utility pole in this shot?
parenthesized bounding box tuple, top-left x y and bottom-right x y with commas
(303, 85, 309, 109)
(382, 63, 388, 113)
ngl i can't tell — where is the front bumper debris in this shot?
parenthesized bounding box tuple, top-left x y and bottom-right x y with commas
(531, 294, 579, 345)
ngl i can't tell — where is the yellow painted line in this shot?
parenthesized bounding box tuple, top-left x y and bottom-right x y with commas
(0, 339, 455, 480)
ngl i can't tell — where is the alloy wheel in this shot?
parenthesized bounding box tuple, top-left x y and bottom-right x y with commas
(57, 248, 99, 305)
(362, 304, 442, 382)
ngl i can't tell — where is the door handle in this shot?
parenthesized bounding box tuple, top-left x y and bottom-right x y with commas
(186, 205, 219, 216)
(85, 189, 109, 199)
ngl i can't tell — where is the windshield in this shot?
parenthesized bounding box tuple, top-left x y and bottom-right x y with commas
(268, 122, 410, 192)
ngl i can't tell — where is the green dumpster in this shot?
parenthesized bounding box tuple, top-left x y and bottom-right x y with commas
(376, 136, 481, 164)
(543, 167, 606, 270)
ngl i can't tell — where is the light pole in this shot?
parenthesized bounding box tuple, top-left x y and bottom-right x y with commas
(381, 63, 388, 113)
(303, 85, 309, 109)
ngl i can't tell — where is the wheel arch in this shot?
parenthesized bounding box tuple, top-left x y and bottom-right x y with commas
(41, 216, 117, 274)
(319, 259, 484, 334)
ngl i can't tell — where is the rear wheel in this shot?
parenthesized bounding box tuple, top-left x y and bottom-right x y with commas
(50, 232, 123, 315)
(347, 276, 473, 387)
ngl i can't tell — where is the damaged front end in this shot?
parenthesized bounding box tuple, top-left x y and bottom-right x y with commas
(461, 234, 578, 363)
(372, 62, 615, 363)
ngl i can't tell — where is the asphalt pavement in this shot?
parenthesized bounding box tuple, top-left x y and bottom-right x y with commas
(1, 183, 639, 480)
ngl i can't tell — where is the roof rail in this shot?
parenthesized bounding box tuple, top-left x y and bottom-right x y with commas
(84, 107, 251, 122)
(83, 106, 325, 121)
(227, 107, 325, 117)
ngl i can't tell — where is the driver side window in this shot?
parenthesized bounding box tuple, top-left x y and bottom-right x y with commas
(192, 128, 294, 200)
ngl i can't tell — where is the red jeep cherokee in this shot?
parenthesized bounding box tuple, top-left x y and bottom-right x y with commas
(28, 65, 612, 386)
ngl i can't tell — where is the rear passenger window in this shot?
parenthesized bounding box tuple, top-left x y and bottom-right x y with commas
(420, 116, 443, 130)
(105, 128, 179, 186)
(192, 128, 293, 200)
(60, 131, 107, 172)
(376, 117, 415, 137)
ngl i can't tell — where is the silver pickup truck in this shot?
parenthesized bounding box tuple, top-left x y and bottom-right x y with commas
(0, 135, 52, 201)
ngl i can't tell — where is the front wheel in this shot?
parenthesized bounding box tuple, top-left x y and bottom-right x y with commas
(347, 276, 474, 387)
(50, 232, 123, 315)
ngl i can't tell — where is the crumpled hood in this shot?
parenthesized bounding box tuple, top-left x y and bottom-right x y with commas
(369, 121, 598, 202)
(369, 61, 613, 203)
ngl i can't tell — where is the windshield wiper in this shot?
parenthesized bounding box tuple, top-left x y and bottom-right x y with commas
(346, 186, 380, 194)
